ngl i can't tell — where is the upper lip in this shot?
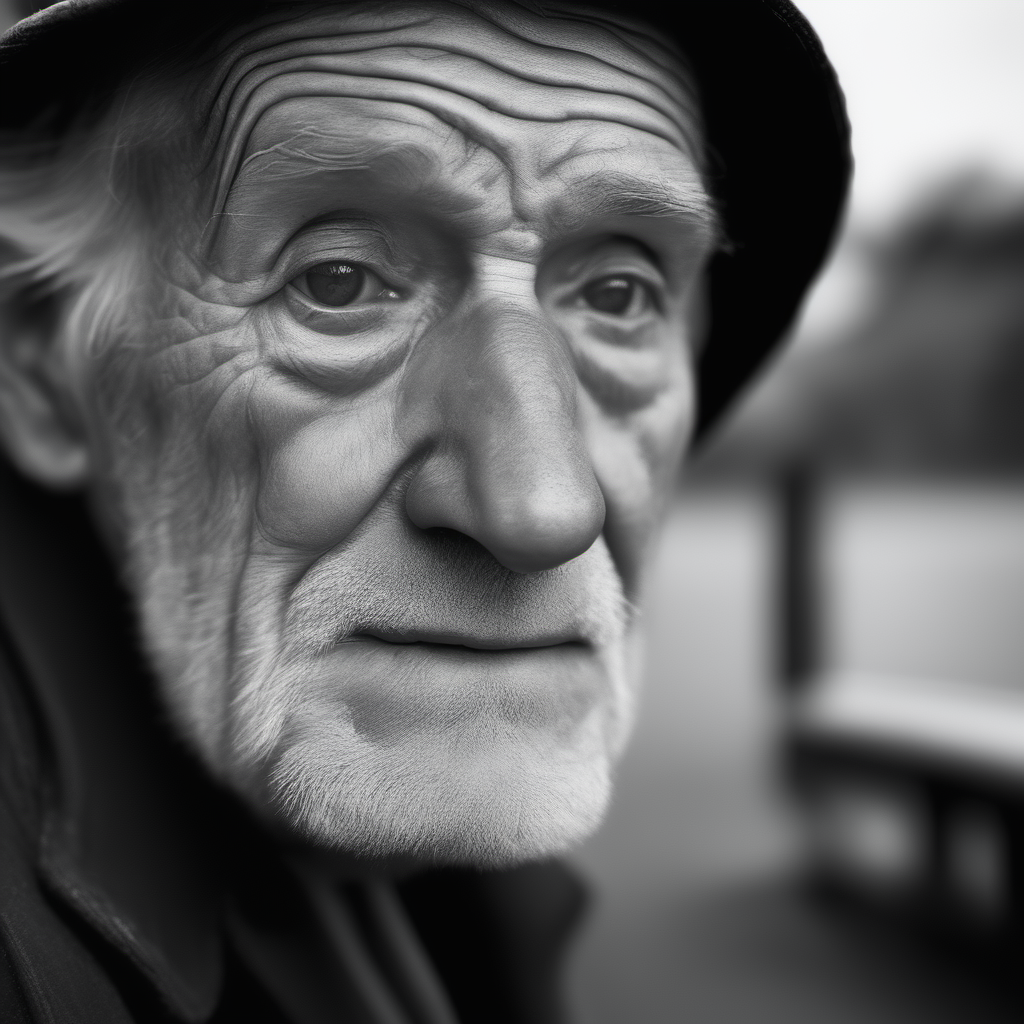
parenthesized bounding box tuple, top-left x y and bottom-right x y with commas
(349, 628, 586, 650)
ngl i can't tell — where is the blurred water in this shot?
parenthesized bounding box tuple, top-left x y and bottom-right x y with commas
(827, 483, 1024, 689)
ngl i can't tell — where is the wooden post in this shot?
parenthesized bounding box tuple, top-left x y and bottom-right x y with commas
(776, 461, 819, 692)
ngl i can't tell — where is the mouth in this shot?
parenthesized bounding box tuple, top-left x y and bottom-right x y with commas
(343, 629, 590, 653)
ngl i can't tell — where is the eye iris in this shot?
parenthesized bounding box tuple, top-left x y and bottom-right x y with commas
(306, 262, 364, 307)
(584, 276, 636, 315)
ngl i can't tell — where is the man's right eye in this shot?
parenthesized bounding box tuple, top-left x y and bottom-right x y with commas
(290, 261, 397, 308)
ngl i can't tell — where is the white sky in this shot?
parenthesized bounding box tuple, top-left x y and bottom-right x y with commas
(793, 0, 1024, 341)
(797, 0, 1024, 228)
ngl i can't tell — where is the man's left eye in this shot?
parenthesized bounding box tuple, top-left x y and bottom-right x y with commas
(581, 275, 655, 316)
(290, 261, 397, 308)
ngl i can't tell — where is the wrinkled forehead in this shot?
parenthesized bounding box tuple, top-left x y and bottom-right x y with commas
(194, 0, 706, 218)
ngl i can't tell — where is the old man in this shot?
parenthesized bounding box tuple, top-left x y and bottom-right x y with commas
(0, 1, 849, 1021)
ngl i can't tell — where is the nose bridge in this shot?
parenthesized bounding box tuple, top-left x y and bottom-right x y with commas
(403, 295, 606, 574)
(467, 298, 577, 447)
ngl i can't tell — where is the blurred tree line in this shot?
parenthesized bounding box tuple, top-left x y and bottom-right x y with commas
(697, 173, 1024, 479)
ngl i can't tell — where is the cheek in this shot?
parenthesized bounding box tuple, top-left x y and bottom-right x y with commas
(254, 392, 405, 552)
(121, 300, 410, 558)
(97, 316, 259, 521)
(585, 356, 695, 592)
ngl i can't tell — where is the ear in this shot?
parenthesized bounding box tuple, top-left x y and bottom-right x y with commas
(0, 287, 91, 489)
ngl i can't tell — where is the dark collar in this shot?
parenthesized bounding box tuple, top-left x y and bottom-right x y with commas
(0, 461, 223, 1021)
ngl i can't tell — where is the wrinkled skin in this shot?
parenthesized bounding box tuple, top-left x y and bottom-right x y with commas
(31, 1, 715, 865)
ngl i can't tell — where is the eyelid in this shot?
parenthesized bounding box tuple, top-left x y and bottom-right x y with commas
(276, 218, 407, 283)
(544, 238, 667, 292)
(588, 252, 665, 286)
(588, 267, 663, 292)
(547, 262, 666, 311)
(282, 284, 392, 337)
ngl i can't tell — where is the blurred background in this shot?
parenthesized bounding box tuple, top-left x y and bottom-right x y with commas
(566, 3, 1024, 1022)
(4, 0, 1024, 1020)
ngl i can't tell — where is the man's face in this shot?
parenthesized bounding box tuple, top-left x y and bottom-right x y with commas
(74, 1, 713, 865)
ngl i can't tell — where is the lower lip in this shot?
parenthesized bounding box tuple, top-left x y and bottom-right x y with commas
(311, 637, 610, 741)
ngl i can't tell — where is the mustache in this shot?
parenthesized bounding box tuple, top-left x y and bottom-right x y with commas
(285, 527, 629, 654)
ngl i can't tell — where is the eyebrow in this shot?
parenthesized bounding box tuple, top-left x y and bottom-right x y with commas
(207, 132, 431, 245)
(225, 131, 409, 196)
(550, 172, 718, 239)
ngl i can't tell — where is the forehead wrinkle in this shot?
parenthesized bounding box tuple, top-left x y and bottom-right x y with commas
(200, 27, 423, 170)
(238, 133, 467, 219)
(529, 7, 691, 80)
(211, 38, 697, 155)
(237, 125, 396, 179)
(199, 12, 447, 170)
(208, 72, 692, 232)
(197, 4, 701, 180)
(463, 2, 698, 105)
(204, 4, 696, 122)
(208, 112, 510, 263)
(424, 0, 698, 104)
(207, 46, 695, 196)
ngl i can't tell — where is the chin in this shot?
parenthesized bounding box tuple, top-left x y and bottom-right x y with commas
(261, 716, 617, 868)
(226, 636, 637, 868)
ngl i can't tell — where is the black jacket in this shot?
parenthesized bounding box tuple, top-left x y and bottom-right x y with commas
(0, 462, 586, 1024)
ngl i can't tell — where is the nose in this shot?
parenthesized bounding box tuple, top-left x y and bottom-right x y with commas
(402, 298, 605, 574)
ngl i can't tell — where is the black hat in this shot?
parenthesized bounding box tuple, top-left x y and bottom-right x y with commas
(0, 0, 851, 438)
